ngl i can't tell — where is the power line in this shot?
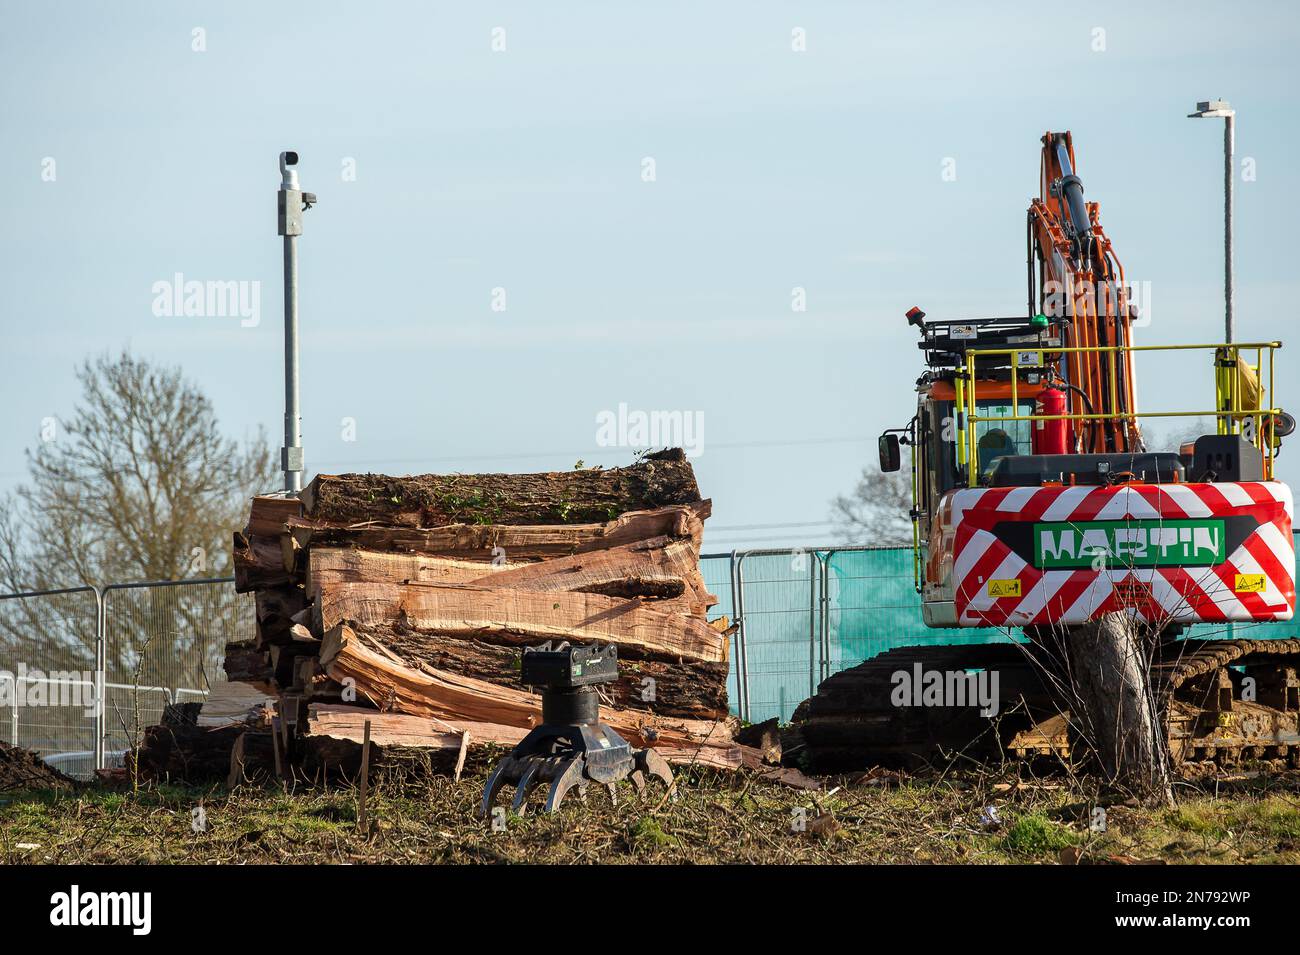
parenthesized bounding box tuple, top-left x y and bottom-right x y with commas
(708, 520, 833, 532)
(703, 533, 862, 546)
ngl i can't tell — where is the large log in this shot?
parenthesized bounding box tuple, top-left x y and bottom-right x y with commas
(254, 585, 308, 646)
(305, 548, 526, 593)
(285, 502, 709, 566)
(246, 494, 304, 537)
(233, 531, 292, 592)
(301, 704, 468, 778)
(195, 681, 277, 729)
(133, 698, 275, 783)
(355, 624, 729, 719)
(300, 450, 701, 528)
(315, 580, 727, 664)
(222, 640, 274, 689)
(306, 706, 758, 772)
(464, 536, 715, 613)
(307, 537, 715, 617)
(319, 624, 740, 768)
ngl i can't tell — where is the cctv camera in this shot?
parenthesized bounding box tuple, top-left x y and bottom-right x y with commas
(279, 151, 301, 189)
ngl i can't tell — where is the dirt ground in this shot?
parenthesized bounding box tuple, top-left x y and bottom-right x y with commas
(0, 742, 77, 794)
(3, 749, 1300, 865)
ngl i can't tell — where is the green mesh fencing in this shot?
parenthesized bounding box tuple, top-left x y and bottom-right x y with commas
(703, 537, 1300, 724)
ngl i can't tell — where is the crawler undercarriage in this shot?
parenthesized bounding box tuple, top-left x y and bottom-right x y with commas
(793, 637, 1300, 778)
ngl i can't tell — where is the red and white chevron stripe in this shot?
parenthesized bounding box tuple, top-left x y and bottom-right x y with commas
(946, 482, 1295, 627)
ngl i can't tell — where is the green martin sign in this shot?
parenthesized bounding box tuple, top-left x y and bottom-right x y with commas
(1033, 519, 1227, 569)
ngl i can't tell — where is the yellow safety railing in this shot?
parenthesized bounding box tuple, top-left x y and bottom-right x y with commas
(910, 432, 922, 590)
(956, 341, 1283, 488)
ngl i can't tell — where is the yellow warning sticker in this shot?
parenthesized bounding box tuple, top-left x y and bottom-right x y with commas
(987, 579, 1022, 598)
(1234, 574, 1267, 593)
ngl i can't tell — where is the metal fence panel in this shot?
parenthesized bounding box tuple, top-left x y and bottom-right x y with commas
(101, 579, 253, 761)
(699, 555, 739, 706)
(0, 587, 101, 776)
(731, 551, 821, 724)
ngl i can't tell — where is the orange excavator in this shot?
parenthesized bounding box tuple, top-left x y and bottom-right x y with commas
(796, 132, 1299, 780)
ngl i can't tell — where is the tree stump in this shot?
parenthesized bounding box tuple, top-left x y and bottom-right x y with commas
(1065, 612, 1172, 803)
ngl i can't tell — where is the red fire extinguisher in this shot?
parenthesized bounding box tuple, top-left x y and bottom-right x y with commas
(1032, 386, 1071, 455)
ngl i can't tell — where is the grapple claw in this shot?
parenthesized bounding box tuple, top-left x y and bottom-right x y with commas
(480, 642, 676, 819)
(635, 746, 676, 797)
(543, 757, 587, 812)
(480, 760, 513, 819)
(510, 760, 543, 815)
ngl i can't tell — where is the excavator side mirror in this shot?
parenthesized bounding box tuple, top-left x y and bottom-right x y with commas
(878, 433, 902, 473)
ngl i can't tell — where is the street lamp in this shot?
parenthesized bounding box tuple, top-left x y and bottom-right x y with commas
(1187, 99, 1235, 344)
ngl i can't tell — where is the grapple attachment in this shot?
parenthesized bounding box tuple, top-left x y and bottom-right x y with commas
(480, 642, 674, 816)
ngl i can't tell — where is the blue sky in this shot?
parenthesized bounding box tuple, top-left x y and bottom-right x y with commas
(2, 1, 1298, 551)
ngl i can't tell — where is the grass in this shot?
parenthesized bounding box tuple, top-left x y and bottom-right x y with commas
(3, 757, 1300, 864)
(1002, 813, 1080, 855)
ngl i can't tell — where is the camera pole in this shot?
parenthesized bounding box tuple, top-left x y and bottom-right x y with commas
(276, 151, 315, 493)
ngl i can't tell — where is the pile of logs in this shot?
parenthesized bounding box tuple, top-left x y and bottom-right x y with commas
(144, 451, 768, 784)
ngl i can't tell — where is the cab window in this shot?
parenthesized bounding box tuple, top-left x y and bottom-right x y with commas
(973, 400, 1034, 478)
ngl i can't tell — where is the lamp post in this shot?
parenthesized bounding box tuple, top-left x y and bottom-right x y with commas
(276, 152, 316, 492)
(1187, 99, 1235, 344)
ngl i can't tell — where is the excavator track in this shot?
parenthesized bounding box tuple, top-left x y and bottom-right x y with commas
(792, 643, 1060, 773)
(1156, 637, 1300, 776)
(793, 638, 1300, 777)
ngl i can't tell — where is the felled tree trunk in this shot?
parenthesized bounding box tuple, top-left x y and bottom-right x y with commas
(364, 625, 730, 719)
(299, 450, 701, 528)
(1065, 613, 1172, 804)
(314, 580, 728, 663)
(300, 705, 469, 779)
(286, 503, 708, 565)
(319, 624, 742, 768)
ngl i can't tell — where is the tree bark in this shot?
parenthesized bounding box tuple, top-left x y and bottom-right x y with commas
(300, 450, 701, 528)
(285, 502, 708, 566)
(1065, 613, 1173, 803)
(223, 640, 274, 688)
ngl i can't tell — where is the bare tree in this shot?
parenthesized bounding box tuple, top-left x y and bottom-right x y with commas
(1140, 417, 1214, 454)
(830, 452, 915, 545)
(0, 352, 276, 729)
(0, 351, 275, 591)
